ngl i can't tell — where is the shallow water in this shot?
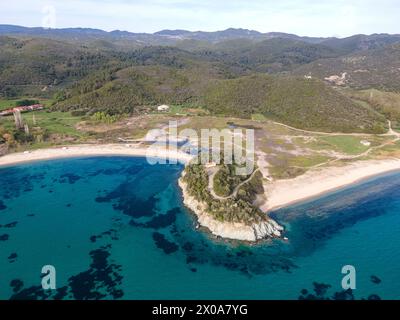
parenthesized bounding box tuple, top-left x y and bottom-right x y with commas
(0, 156, 399, 300)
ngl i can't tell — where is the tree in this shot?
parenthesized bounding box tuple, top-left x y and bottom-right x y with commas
(53, 90, 67, 103)
(15, 99, 39, 107)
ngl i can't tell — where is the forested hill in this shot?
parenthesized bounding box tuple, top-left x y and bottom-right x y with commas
(1, 26, 399, 133)
(202, 74, 387, 133)
(293, 44, 400, 91)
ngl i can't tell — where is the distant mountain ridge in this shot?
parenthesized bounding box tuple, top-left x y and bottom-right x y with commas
(1, 24, 399, 49)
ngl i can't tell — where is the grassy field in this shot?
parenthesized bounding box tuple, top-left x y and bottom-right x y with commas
(350, 89, 400, 129)
(268, 166, 306, 180)
(184, 115, 399, 179)
(0, 110, 86, 138)
(365, 140, 400, 158)
(310, 136, 371, 155)
(294, 134, 391, 155)
(288, 154, 332, 168)
(77, 114, 180, 141)
(251, 113, 267, 121)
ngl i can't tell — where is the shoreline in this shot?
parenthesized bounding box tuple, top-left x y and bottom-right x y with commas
(0, 144, 194, 168)
(2, 145, 400, 240)
(262, 158, 400, 212)
(1, 146, 399, 213)
(0, 144, 282, 242)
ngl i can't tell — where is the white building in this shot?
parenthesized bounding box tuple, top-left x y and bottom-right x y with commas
(324, 72, 347, 86)
(360, 140, 371, 147)
(157, 105, 170, 112)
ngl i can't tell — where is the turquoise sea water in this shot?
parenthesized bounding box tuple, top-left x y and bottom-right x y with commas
(0, 156, 400, 300)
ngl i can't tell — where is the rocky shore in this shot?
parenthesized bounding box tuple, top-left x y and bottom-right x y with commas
(178, 174, 284, 242)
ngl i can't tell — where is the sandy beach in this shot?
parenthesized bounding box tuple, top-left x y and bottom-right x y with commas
(0, 144, 193, 167)
(262, 158, 400, 212)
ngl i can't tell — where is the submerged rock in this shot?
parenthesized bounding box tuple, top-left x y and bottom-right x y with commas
(370, 275, 382, 284)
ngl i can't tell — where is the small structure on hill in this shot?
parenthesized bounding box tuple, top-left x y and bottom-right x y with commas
(360, 140, 371, 147)
(324, 72, 347, 86)
(157, 104, 170, 112)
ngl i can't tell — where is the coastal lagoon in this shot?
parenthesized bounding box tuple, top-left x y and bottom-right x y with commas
(1, 156, 400, 300)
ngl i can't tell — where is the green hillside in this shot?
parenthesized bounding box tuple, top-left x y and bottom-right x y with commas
(210, 38, 341, 73)
(180, 38, 342, 74)
(321, 34, 400, 54)
(0, 36, 112, 98)
(203, 74, 387, 133)
(51, 59, 223, 115)
(293, 44, 400, 90)
(0, 34, 395, 135)
(346, 89, 400, 129)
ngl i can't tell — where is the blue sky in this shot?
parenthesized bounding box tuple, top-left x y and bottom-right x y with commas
(1, 0, 399, 37)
